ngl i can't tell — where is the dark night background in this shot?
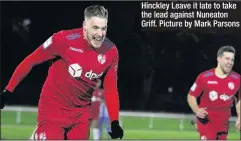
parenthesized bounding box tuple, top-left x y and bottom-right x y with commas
(1, 1, 240, 115)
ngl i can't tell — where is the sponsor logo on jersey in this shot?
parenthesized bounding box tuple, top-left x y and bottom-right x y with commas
(85, 70, 103, 80)
(203, 71, 214, 77)
(209, 91, 218, 101)
(66, 33, 81, 40)
(207, 81, 218, 84)
(35, 132, 46, 140)
(68, 63, 103, 80)
(97, 54, 106, 64)
(220, 94, 233, 101)
(69, 47, 83, 53)
(69, 63, 83, 77)
(228, 82, 234, 90)
(230, 73, 239, 79)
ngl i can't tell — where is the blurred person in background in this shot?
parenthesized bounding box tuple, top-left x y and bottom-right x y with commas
(1, 5, 123, 140)
(91, 80, 111, 140)
(187, 46, 240, 140)
(91, 80, 104, 140)
(98, 100, 111, 139)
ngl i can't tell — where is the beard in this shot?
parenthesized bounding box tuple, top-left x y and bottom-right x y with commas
(86, 31, 104, 48)
(220, 64, 232, 74)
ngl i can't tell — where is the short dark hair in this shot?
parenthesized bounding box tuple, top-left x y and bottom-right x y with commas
(84, 5, 108, 20)
(217, 46, 236, 57)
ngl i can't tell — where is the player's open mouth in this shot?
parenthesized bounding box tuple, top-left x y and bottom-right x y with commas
(226, 65, 232, 68)
(225, 65, 232, 70)
(93, 37, 102, 42)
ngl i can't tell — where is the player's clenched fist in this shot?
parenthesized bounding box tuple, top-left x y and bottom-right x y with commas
(108, 120, 124, 139)
(0, 89, 11, 109)
(235, 117, 240, 131)
(195, 107, 208, 119)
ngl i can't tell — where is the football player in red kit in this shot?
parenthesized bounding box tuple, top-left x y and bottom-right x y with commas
(91, 80, 104, 140)
(0, 5, 123, 140)
(187, 46, 240, 140)
(234, 89, 240, 131)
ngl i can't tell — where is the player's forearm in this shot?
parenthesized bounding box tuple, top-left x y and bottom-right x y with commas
(103, 53, 120, 122)
(6, 55, 36, 92)
(6, 47, 54, 92)
(236, 100, 240, 117)
(187, 94, 199, 114)
(105, 92, 119, 121)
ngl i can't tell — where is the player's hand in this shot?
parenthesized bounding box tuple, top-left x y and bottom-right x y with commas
(109, 120, 124, 139)
(0, 89, 11, 109)
(191, 120, 198, 129)
(195, 107, 208, 119)
(235, 117, 240, 131)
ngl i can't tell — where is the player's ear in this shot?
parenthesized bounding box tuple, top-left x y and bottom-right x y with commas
(83, 21, 86, 30)
(217, 56, 221, 63)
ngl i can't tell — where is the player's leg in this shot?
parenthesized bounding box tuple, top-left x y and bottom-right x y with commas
(33, 120, 66, 140)
(98, 116, 111, 139)
(217, 132, 228, 140)
(197, 120, 217, 140)
(92, 119, 100, 140)
(216, 122, 229, 140)
(104, 116, 111, 139)
(66, 107, 92, 140)
(91, 102, 101, 140)
(29, 125, 38, 140)
(66, 119, 92, 140)
(98, 103, 111, 139)
(98, 116, 104, 139)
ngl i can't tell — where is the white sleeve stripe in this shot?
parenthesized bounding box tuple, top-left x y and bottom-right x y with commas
(43, 36, 53, 49)
(191, 83, 197, 92)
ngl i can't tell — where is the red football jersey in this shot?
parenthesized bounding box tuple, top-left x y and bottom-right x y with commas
(189, 68, 240, 121)
(38, 29, 118, 107)
(6, 28, 119, 108)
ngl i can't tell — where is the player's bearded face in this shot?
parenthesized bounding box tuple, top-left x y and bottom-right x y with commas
(218, 52, 234, 74)
(84, 17, 107, 48)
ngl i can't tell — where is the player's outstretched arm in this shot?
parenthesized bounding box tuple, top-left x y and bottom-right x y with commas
(1, 33, 60, 109)
(5, 47, 56, 92)
(103, 48, 123, 139)
(4, 33, 62, 93)
(0, 47, 55, 109)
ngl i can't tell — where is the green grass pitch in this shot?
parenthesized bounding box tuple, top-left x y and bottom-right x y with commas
(1, 111, 240, 140)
